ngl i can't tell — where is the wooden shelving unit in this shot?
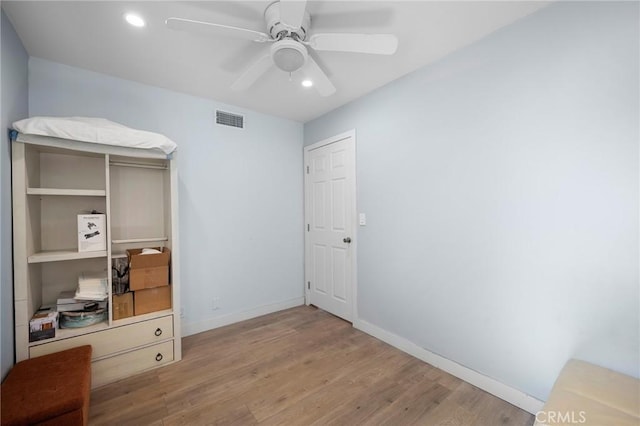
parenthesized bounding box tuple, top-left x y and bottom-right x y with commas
(12, 136, 181, 388)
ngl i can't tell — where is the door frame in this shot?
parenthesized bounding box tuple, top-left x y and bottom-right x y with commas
(303, 129, 357, 322)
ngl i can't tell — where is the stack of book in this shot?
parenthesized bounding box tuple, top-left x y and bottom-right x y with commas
(58, 272, 109, 329)
(57, 291, 107, 313)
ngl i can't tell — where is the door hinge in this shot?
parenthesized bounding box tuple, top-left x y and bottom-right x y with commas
(307, 281, 310, 290)
(306, 165, 309, 174)
(307, 224, 310, 231)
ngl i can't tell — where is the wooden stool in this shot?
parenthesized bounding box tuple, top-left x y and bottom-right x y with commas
(1, 345, 92, 426)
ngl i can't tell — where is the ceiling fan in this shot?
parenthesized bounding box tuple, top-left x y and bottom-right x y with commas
(166, 0, 398, 96)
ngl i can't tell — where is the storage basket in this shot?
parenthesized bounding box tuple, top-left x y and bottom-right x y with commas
(59, 308, 107, 328)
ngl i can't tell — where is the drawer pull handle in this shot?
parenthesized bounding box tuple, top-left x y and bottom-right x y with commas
(154, 328, 162, 336)
(156, 353, 163, 362)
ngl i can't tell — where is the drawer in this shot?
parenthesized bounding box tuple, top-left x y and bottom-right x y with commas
(30, 315, 173, 359)
(92, 340, 174, 388)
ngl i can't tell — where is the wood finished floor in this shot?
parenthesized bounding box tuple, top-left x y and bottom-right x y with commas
(89, 306, 534, 426)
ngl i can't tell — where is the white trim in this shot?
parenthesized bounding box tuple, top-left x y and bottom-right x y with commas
(353, 318, 545, 415)
(303, 129, 358, 322)
(303, 144, 310, 307)
(304, 129, 356, 151)
(351, 132, 358, 323)
(181, 297, 304, 337)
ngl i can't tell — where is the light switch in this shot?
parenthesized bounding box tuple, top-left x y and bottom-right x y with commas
(359, 213, 366, 226)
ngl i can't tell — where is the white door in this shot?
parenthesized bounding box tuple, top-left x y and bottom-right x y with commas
(304, 130, 356, 321)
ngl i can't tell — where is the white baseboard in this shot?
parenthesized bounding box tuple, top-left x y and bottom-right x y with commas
(182, 297, 305, 337)
(353, 318, 544, 415)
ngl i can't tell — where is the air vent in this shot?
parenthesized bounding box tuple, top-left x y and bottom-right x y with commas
(216, 110, 244, 129)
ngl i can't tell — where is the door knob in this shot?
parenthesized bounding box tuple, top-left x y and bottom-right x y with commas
(343, 237, 352, 243)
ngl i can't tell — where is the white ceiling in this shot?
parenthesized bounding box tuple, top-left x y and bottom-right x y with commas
(3, 1, 549, 123)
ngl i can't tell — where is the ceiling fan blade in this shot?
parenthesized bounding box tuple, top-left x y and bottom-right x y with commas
(231, 54, 273, 91)
(303, 56, 336, 97)
(280, 0, 307, 29)
(308, 33, 398, 55)
(166, 17, 270, 43)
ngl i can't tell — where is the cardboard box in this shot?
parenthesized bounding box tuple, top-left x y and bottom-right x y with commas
(134, 286, 171, 316)
(77, 214, 106, 252)
(127, 248, 170, 291)
(112, 292, 134, 320)
(29, 305, 58, 342)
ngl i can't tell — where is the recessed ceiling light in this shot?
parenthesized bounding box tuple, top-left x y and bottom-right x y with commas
(125, 13, 145, 28)
(301, 79, 313, 88)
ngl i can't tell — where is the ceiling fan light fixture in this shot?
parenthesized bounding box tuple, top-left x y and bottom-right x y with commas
(124, 13, 145, 28)
(271, 40, 308, 73)
(166, 0, 398, 97)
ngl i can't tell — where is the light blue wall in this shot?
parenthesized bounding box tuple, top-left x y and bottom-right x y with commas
(305, 1, 639, 401)
(1, 9, 28, 379)
(29, 57, 304, 334)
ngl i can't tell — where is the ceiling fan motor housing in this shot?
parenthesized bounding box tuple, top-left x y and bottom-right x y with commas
(264, 1, 311, 41)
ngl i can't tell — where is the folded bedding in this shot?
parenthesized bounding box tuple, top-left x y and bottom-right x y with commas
(13, 116, 177, 155)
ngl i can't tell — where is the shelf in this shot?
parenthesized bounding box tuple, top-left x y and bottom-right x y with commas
(112, 310, 173, 327)
(28, 320, 110, 347)
(28, 250, 108, 264)
(27, 312, 174, 348)
(27, 188, 106, 196)
(112, 237, 168, 245)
